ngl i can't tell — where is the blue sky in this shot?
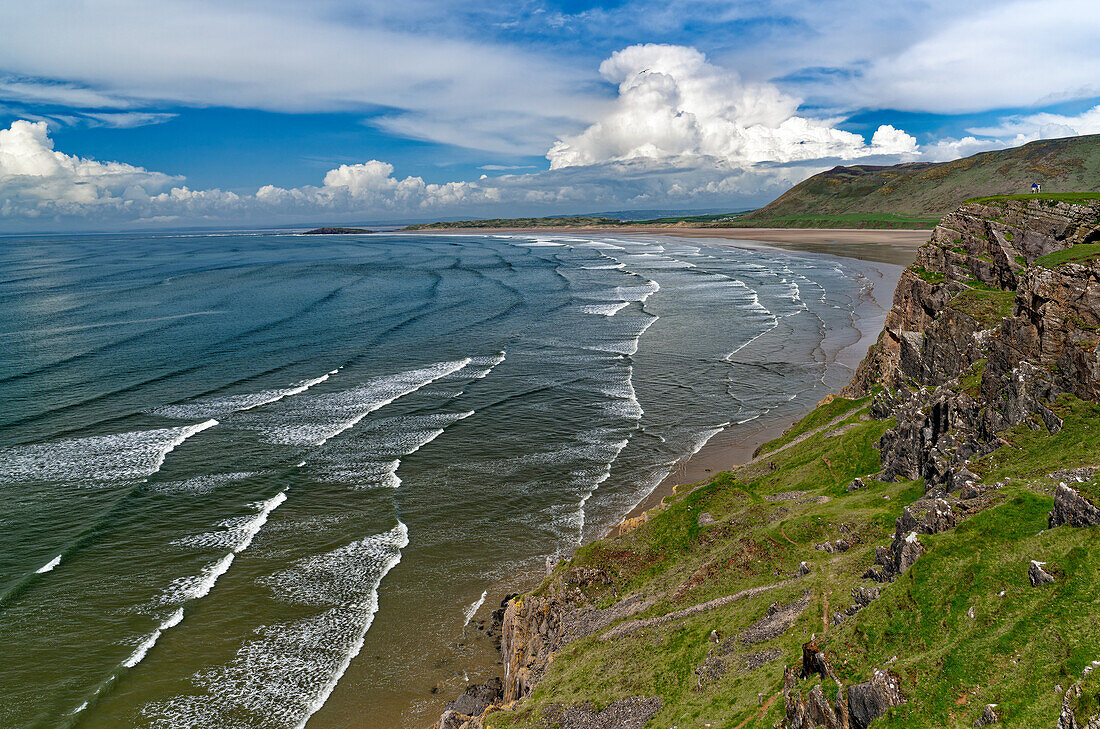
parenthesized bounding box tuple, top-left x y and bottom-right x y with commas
(1, 0, 1098, 231)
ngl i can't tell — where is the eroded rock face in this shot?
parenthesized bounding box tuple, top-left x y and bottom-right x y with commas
(845, 198, 1100, 399)
(500, 595, 563, 702)
(844, 200, 1100, 508)
(1049, 485, 1100, 528)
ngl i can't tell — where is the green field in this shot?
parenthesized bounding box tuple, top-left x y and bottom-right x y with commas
(738, 135, 1100, 227)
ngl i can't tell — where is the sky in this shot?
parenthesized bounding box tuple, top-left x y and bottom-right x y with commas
(1, 0, 1099, 232)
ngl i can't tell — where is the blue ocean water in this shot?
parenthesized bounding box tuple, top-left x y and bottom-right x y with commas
(0, 231, 896, 728)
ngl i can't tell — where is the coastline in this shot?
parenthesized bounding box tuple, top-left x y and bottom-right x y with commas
(609, 234, 910, 533)
(423, 230, 916, 728)
(409, 225, 928, 262)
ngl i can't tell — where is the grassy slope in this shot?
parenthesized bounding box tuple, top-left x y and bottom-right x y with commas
(483, 390, 1100, 729)
(739, 135, 1100, 227)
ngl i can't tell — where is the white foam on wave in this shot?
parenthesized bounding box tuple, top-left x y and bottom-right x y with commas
(614, 279, 660, 304)
(463, 590, 488, 627)
(154, 371, 337, 419)
(465, 350, 506, 379)
(307, 411, 475, 489)
(170, 491, 287, 552)
(148, 471, 259, 495)
(688, 422, 731, 457)
(0, 419, 217, 484)
(265, 359, 472, 446)
(35, 554, 62, 573)
(140, 524, 409, 729)
(582, 301, 631, 317)
(123, 608, 184, 668)
(563, 435, 632, 546)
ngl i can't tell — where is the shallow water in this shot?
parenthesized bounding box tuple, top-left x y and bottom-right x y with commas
(0, 231, 894, 728)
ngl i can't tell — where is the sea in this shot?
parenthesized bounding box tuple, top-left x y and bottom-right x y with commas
(0, 230, 899, 728)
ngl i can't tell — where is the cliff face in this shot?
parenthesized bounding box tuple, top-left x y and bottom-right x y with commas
(845, 197, 1100, 400)
(844, 197, 1100, 497)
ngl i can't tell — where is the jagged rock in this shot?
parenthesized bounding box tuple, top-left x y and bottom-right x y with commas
(434, 708, 478, 729)
(798, 561, 810, 576)
(974, 703, 999, 726)
(800, 642, 836, 681)
(1049, 485, 1100, 528)
(1057, 682, 1100, 729)
(500, 595, 563, 701)
(873, 531, 925, 582)
(782, 662, 903, 729)
(847, 478, 866, 492)
(1029, 560, 1056, 586)
(783, 665, 848, 729)
(846, 198, 1100, 400)
(852, 585, 880, 608)
(895, 533, 924, 574)
(847, 669, 905, 729)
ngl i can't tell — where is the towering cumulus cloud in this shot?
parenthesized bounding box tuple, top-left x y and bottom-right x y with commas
(547, 45, 918, 169)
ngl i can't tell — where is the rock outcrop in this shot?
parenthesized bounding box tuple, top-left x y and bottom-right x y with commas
(782, 645, 905, 729)
(845, 198, 1100, 399)
(500, 595, 564, 702)
(1049, 485, 1100, 528)
(1029, 560, 1056, 587)
(840, 199, 1100, 503)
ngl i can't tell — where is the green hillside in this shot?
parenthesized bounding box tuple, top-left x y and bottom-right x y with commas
(736, 134, 1100, 228)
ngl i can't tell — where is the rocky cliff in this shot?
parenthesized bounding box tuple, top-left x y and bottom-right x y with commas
(430, 196, 1100, 729)
(844, 198, 1100, 496)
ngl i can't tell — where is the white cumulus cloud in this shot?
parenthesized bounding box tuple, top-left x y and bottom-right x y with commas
(546, 45, 919, 170)
(0, 120, 180, 217)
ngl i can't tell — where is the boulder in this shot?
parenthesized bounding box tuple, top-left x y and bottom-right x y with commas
(445, 678, 502, 717)
(1028, 560, 1056, 587)
(847, 669, 905, 729)
(974, 703, 999, 726)
(1049, 485, 1100, 528)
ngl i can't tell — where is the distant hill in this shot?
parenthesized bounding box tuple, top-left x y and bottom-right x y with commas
(734, 134, 1100, 228)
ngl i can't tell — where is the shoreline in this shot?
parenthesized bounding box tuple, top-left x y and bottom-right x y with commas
(407, 225, 928, 257)
(419, 230, 913, 729)
(607, 234, 909, 534)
